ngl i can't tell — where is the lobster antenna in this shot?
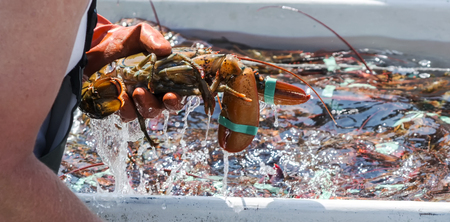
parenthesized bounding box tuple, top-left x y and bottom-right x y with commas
(59, 163, 106, 179)
(239, 57, 337, 125)
(258, 5, 374, 75)
(149, 0, 162, 33)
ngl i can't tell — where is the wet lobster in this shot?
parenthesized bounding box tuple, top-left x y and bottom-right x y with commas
(80, 47, 324, 152)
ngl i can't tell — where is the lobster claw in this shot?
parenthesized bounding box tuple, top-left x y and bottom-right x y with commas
(217, 73, 313, 152)
(218, 67, 260, 153)
(80, 76, 125, 119)
(257, 78, 311, 105)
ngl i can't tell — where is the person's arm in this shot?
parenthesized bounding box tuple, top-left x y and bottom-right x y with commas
(0, 0, 102, 221)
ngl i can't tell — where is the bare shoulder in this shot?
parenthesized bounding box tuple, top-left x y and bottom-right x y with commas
(0, 0, 91, 165)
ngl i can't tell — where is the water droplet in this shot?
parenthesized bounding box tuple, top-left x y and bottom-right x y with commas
(306, 88, 311, 95)
(271, 104, 279, 128)
(419, 73, 431, 78)
(162, 203, 167, 210)
(180, 139, 186, 147)
(259, 101, 267, 112)
(311, 139, 320, 145)
(203, 113, 212, 147)
(418, 60, 431, 67)
(162, 110, 170, 145)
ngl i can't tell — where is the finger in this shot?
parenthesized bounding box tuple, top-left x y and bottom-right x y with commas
(97, 14, 113, 26)
(132, 87, 164, 118)
(91, 14, 115, 48)
(139, 23, 172, 56)
(162, 92, 185, 111)
(117, 93, 137, 122)
(85, 23, 172, 76)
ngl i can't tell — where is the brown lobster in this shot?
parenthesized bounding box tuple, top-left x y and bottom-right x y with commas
(80, 47, 326, 152)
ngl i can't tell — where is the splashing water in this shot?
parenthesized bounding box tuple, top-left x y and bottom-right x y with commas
(164, 161, 185, 195)
(271, 104, 279, 128)
(162, 110, 170, 146)
(90, 115, 133, 194)
(259, 101, 267, 113)
(201, 113, 212, 147)
(222, 151, 229, 196)
(179, 96, 201, 150)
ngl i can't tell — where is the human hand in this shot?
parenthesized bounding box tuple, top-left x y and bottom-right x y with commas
(85, 14, 171, 75)
(118, 88, 185, 121)
(85, 14, 184, 122)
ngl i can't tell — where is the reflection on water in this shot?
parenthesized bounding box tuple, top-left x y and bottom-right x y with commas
(60, 19, 450, 201)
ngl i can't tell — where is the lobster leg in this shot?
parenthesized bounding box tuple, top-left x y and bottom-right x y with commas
(133, 100, 158, 147)
(154, 53, 215, 115)
(216, 85, 252, 102)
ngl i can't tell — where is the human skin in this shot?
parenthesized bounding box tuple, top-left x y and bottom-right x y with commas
(0, 0, 103, 221)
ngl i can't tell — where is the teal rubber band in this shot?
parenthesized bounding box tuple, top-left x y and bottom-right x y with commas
(218, 115, 258, 136)
(323, 56, 338, 72)
(322, 85, 336, 98)
(264, 77, 277, 104)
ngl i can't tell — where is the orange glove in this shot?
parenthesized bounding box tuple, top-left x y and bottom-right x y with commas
(85, 14, 171, 75)
(85, 14, 184, 122)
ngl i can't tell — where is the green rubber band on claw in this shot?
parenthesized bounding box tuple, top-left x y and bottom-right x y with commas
(264, 77, 277, 105)
(218, 115, 258, 136)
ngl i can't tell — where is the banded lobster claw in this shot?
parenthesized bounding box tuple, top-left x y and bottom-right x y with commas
(218, 67, 260, 153)
(216, 65, 311, 153)
(190, 52, 312, 153)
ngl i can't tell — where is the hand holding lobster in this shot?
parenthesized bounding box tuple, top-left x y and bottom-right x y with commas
(81, 46, 328, 152)
(84, 14, 183, 123)
(82, 15, 337, 153)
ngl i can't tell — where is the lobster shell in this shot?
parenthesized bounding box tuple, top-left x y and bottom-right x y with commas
(218, 67, 260, 153)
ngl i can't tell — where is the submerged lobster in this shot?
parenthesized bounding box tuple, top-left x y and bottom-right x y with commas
(80, 47, 321, 152)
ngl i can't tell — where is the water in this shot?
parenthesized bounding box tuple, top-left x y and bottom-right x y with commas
(162, 110, 170, 146)
(201, 113, 212, 147)
(60, 21, 450, 201)
(222, 151, 230, 196)
(89, 115, 134, 194)
(178, 96, 201, 153)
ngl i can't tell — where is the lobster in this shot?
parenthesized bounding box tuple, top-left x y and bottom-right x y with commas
(80, 47, 331, 152)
